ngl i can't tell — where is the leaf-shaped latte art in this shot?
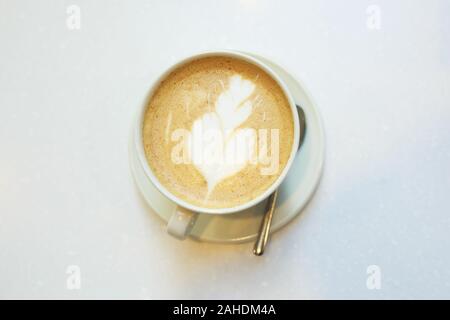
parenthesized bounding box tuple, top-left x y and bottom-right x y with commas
(188, 75, 257, 195)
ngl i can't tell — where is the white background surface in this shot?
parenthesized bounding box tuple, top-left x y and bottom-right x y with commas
(1, 0, 449, 299)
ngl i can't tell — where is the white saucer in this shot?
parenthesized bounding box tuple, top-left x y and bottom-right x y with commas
(130, 52, 325, 244)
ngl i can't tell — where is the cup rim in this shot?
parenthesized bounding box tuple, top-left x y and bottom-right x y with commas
(134, 50, 300, 214)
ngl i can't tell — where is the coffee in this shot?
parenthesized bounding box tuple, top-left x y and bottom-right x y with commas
(143, 56, 294, 209)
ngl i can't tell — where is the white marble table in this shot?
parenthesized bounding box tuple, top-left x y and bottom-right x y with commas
(0, 0, 449, 299)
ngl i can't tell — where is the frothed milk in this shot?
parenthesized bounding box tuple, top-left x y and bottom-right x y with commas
(143, 56, 294, 208)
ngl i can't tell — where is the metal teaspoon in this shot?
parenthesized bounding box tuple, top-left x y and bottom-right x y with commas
(253, 105, 306, 256)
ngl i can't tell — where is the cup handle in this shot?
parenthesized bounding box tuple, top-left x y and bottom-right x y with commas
(167, 206, 198, 240)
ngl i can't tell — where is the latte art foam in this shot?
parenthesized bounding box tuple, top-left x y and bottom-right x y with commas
(143, 56, 294, 208)
(189, 74, 258, 194)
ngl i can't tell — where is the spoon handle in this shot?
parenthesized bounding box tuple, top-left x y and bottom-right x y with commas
(253, 190, 278, 256)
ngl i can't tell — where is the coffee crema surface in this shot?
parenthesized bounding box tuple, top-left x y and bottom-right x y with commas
(143, 56, 294, 208)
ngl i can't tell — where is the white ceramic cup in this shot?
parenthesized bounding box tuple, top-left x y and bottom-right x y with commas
(133, 50, 300, 239)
